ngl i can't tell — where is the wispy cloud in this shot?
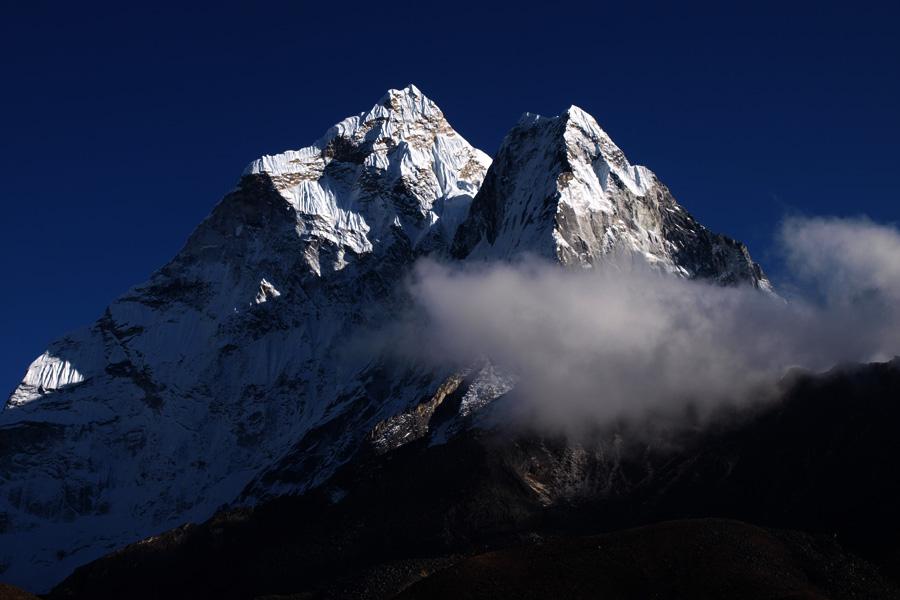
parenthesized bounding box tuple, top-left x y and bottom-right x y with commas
(400, 217, 900, 432)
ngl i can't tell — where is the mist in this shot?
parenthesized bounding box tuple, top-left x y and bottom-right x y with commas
(401, 216, 900, 432)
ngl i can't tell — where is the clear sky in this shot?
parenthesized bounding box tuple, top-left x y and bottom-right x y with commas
(1, 1, 898, 395)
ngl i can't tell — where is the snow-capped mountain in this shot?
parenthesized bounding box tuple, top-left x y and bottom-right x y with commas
(0, 85, 769, 591)
(453, 107, 771, 290)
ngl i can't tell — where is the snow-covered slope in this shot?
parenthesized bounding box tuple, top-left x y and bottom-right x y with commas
(453, 107, 771, 290)
(0, 86, 770, 592)
(242, 84, 490, 271)
(0, 85, 489, 591)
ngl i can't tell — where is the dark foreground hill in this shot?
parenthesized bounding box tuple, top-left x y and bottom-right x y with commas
(0, 585, 38, 600)
(398, 519, 897, 600)
(47, 358, 900, 599)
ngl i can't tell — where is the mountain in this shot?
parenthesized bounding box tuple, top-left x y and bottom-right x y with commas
(453, 106, 772, 290)
(0, 85, 770, 591)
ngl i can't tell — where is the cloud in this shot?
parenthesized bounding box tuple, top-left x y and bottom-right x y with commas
(781, 216, 900, 303)
(400, 217, 900, 433)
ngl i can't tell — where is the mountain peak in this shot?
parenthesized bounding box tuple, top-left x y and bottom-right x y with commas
(516, 104, 597, 124)
(512, 105, 632, 176)
(562, 104, 591, 120)
(368, 84, 445, 131)
(378, 83, 429, 108)
(234, 85, 490, 273)
(453, 104, 771, 289)
(244, 84, 447, 178)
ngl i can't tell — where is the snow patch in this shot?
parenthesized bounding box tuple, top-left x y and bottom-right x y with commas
(254, 279, 281, 304)
(9, 353, 85, 407)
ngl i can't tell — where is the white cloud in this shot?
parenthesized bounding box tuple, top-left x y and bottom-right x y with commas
(398, 217, 900, 432)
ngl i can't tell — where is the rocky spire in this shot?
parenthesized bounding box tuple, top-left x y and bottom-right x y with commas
(453, 105, 772, 291)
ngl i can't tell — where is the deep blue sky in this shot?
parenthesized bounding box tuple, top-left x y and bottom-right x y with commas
(1, 1, 898, 394)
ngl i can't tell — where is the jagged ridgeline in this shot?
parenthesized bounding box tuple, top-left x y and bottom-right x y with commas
(0, 85, 769, 591)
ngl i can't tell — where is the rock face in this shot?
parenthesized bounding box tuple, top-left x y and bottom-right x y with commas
(453, 107, 771, 290)
(0, 85, 770, 591)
